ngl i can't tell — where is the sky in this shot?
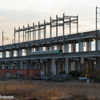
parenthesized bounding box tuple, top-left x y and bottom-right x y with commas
(0, 0, 100, 45)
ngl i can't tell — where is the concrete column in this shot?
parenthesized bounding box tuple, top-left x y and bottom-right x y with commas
(79, 42, 84, 52)
(56, 62, 59, 74)
(35, 63, 38, 69)
(51, 58, 56, 75)
(78, 61, 81, 72)
(44, 63, 46, 75)
(46, 62, 48, 75)
(10, 50, 13, 57)
(65, 58, 69, 74)
(80, 57, 84, 73)
(57, 45, 62, 49)
(27, 48, 31, 55)
(87, 41, 91, 51)
(71, 61, 75, 71)
(35, 48, 38, 51)
(71, 42, 76, 52)
(2, 51, 6, 58)
(46, 47, 49, 50)
(40, 59, 43, 70)
(64, 43, 69, 53)
(18, 49, 22, 56)
(58, 62, 62, 73)
(51, 45, 54, 50)
(3, 62, 6, 69)
(97, 40, 100, 51)
(20, 60, 23, 69)
(39, 47, 43, 51)
(16, 62, 18, 69)
(71, 44, 73, 52)
(86, 61, 88, 67)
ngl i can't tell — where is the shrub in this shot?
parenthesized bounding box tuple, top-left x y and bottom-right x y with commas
(94, 77, 100, 83)
(59, 71, 67, 75)
(68, 70, 81, 77)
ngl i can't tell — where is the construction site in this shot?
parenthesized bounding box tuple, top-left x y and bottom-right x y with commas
(0, 7, 100, 79)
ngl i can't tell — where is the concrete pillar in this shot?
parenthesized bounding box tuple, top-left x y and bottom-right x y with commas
(51, 58, 56, 75)
(71, 44, 73, 52)
(46, 47, 49, 50)
(56, 62, 59, 74)
(86, 61, 88, 67)
(46, 62, 48, 75)
(71, 42, 76, 52)
(44, 63, 46, 75)
(10, 50, 13, 57)
(20, 60, 23, 69)
(16, 62, 18, 69)
(64, 43, 69, 53)
(97, 40, 100, 51)
(80, 57, 84, 73)
(40, 59, 43, 70)
(51, 45, 54, 50)
(2, 51, 6, 58)
(35, 63, 37, 69)
(58, 62, 62, 73)
(27, 48, 31, 55)
(87, 41, 91, 51)
(18, 49, 22, 56)
(65, 58, 69, 74)
(39, 47, 43, 51)
(57, 45, 62, 49)
(35, 48, 38, 51)
(79, 42, 84, 52)
(71, 61, 75, 71)
(62, 62, 64, 71)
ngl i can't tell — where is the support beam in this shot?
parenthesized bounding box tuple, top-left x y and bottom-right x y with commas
(63, 13, 65, 37)
(46, 47, 49, 51)
(87, 41, 91, 51)
(38, 22, 40, 40)
(39, 47, 43, 51)
(50, 17, 52, 38)
(10, 50, 13, 57)
(80, 57, 84, 73)
(44, 20, 46, 39)
(19, 49, 22, 56)
(71, 61, 75, 71)
(27, 48, 31, 55)
(97, 40, 100, 51)
(23, 25, 24, 42)
(56, 15, 58, 38)
(28, 24, 29, 41)
(65, 58, 69, 74)
(57, 45, 62, 49)
(2, 51, 6, 58)
(51, 58, 56, 75)
(64, 43, 69, 53)
(51, 45, 54, 50)
(79, 41, 84, 52)
(71, 42, 76, 52)
(18, 27, 20, 43)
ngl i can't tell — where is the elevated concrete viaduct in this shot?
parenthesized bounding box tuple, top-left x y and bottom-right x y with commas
(0, 30, 100, 76)
(0, 14, 100, 77)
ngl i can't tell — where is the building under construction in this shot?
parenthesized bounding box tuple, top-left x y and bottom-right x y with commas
(0, 13, 100, 78)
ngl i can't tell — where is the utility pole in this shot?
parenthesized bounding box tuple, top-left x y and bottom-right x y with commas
(95, 6, 100, 73)
(96, 6, 97, 51)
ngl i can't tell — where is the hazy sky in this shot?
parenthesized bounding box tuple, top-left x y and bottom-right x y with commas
(0, 0, 100, 45)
